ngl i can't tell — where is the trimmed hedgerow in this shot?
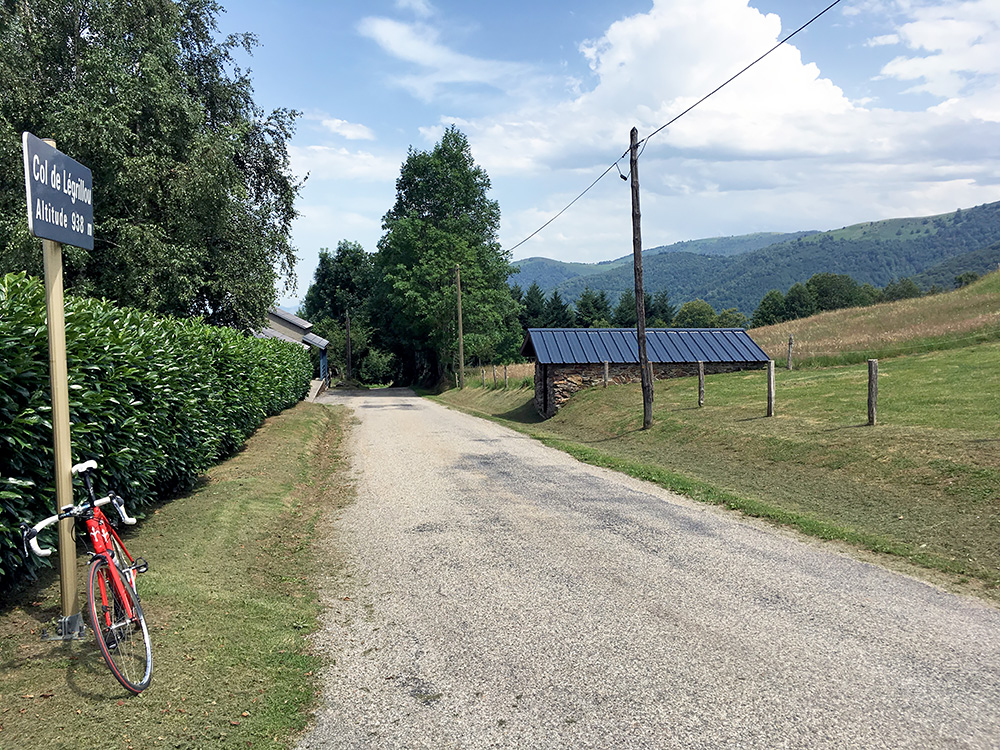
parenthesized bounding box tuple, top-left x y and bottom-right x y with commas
(0, 272, 312, 585)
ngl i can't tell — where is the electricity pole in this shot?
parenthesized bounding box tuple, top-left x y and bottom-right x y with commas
(455, 264, 465, 389)
(630, 127, 653, 429)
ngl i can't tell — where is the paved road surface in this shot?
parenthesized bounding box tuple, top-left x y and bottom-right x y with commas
(299, 388, 1000, 749)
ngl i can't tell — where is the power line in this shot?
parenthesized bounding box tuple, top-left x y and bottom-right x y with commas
(506, 0, 845, 255)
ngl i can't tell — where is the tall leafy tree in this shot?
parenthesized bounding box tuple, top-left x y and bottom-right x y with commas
(301, 240, 373, 323)
(805, 273, 868, 312)
(782, 283, 816, 320)
(0, 0, 302, 330)
(674, 299, 717, 328)
(752, 289, 786, 327)
(371, 126, 520, 382)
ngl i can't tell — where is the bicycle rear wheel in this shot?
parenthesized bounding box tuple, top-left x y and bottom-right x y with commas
(87, 556, 152, 694)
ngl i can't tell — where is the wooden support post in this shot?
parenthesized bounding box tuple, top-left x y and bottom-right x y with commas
(43, 234, 79, 627)
(767, 360, 775, 417)
(482, 369, 486, 387)
(787, 334, 794, 370)
(603, 361, 609, 388)
(868, 359, 878, 426)
(630, 126, 653, 429)
(504, 365, 508, 389)
(698, 361, 705, 407)
(493, 364, 497, 388)
(345, 308, 352, 380)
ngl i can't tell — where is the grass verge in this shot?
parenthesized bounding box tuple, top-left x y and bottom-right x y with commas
(435, 345, 1000, 601)
(0, 401, 350, 749)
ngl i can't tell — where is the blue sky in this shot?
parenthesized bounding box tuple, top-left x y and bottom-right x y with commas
(216, 1, 1000, 307)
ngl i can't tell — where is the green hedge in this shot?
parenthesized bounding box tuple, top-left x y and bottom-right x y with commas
(0, 272, 312, 585)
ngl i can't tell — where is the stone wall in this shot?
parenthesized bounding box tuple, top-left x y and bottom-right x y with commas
(533, 360, 766, 418)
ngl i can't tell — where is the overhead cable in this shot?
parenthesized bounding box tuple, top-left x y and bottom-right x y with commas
(505, 0, 845, 254)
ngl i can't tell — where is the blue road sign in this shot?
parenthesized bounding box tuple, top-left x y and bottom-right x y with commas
(22, 132, 94, 251)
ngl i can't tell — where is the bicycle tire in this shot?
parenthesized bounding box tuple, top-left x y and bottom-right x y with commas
(87, 556, 153, 694)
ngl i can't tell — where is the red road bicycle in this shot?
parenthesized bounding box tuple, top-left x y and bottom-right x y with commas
(21, 460, 152, 694)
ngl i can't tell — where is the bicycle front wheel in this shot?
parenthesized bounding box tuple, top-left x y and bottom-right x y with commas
(87, 557, 153, 694)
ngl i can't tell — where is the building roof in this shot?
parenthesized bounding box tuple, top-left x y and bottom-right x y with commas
(302, 332, 329, 350)
(521, 328, 770, 365)
(267, 307, 313, 332)
(254, 327, 309, 349)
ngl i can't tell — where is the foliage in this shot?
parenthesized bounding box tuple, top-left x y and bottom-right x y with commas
(371, 127, 520, 381)
(881, 277, 922, 302)
(674, 299, 717, 328)
(648, 289, 675, 327)
(516, 202, 1000, 315)
(783, 282, 816, 320)
(521, 282, 547, 329)
(0, 0, 302, 330)
(0, 272, 311, 586)
(714, 308, 748, 328)
(956, 271, 981, 288)
(806, 273, 875, 312)
(575, 287, 612, 328)
(300, 241, 374, 324)
(543, 290, 575, 328)
(752, 290, 785, 327)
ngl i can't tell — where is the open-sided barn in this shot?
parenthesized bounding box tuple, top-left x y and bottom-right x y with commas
(520, 328, 771, 418)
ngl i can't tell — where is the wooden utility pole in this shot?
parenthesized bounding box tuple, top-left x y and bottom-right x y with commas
(345, 309, 353, 380)
(456, 265, 465, 389)
(630, 127, 653, 429)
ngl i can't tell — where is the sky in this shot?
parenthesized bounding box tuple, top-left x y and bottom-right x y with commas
(215, 0, 1000, 308)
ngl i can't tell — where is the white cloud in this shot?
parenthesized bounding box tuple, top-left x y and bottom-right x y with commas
(289, 144, 401, 182)
(321, 118, 376, 140)
(395, 0, 434, 18)
(867, 33, 901, 46)
(357, 17, 533, 100)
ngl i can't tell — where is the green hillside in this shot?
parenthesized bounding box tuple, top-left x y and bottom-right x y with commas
(552, 201, 1000, 312)
(911, 242, 1000, 290)
(642, 230, 819, 258)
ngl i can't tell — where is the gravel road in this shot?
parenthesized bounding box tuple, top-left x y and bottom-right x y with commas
(298, 388, 1000, 749)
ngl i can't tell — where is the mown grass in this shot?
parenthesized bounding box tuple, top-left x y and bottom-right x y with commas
(750, 270, 1000, 367)
(0, 401, 350, 749)
(436, 342, 1000, 598)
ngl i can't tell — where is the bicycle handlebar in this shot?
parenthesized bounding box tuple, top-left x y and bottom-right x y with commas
(22, 494, 136, 558)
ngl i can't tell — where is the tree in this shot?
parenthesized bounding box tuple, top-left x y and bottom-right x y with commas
(611, 290, 652, 327)
(575, 287, 611, 328)
(955, 271, 980, 288)
(648, 289, 675, 327)
(0, 0, 302, 330)
(882, 277, 922, 302)
(782, 283, 816, 321)
(674, 299, 717, 328)
(805, 273, 868, 312)
(301, 241, 374, 323)
(715, 308, 748, 328)
(543, 290, 575, 328)
(371, 126, 520, 382)
(752, 290, 785, 327)
(522, 282, 547, 329)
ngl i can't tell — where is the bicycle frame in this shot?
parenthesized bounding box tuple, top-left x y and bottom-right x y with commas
(84, 505, 139, 626)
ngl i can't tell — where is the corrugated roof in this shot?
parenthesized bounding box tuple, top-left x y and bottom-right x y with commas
(268, 307, 313, 332)
(302, 332, 330, 350)
(255, 327, 309, 349)
(521, 328, 770, 365)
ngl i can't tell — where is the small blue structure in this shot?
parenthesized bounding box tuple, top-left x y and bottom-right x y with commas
(521, 328, 771, 417)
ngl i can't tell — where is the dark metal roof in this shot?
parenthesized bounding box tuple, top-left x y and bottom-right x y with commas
(521, 328, 770, 365)
(302, 332, 329, 350)
(268, 307, 313, 332)
(255, 327, 309, 349)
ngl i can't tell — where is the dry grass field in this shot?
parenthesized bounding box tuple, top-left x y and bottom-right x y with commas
(749, 271, 1000, 365)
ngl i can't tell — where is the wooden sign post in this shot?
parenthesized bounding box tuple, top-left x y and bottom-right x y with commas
(22, 133, 94, 640)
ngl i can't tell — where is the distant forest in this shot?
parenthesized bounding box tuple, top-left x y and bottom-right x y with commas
(510, 202, 1000, 315)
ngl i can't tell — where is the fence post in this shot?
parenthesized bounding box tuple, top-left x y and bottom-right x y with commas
(767, 360, 775, 417)
(603, 361, 609, 388)
(493, 364, 497, 388)
(504, 365, 508, 389)
(482, 368, 486, 387)
(698, 361, 705, 407)
(787, 334, 794, 370)
(868, 359, 878, 426)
